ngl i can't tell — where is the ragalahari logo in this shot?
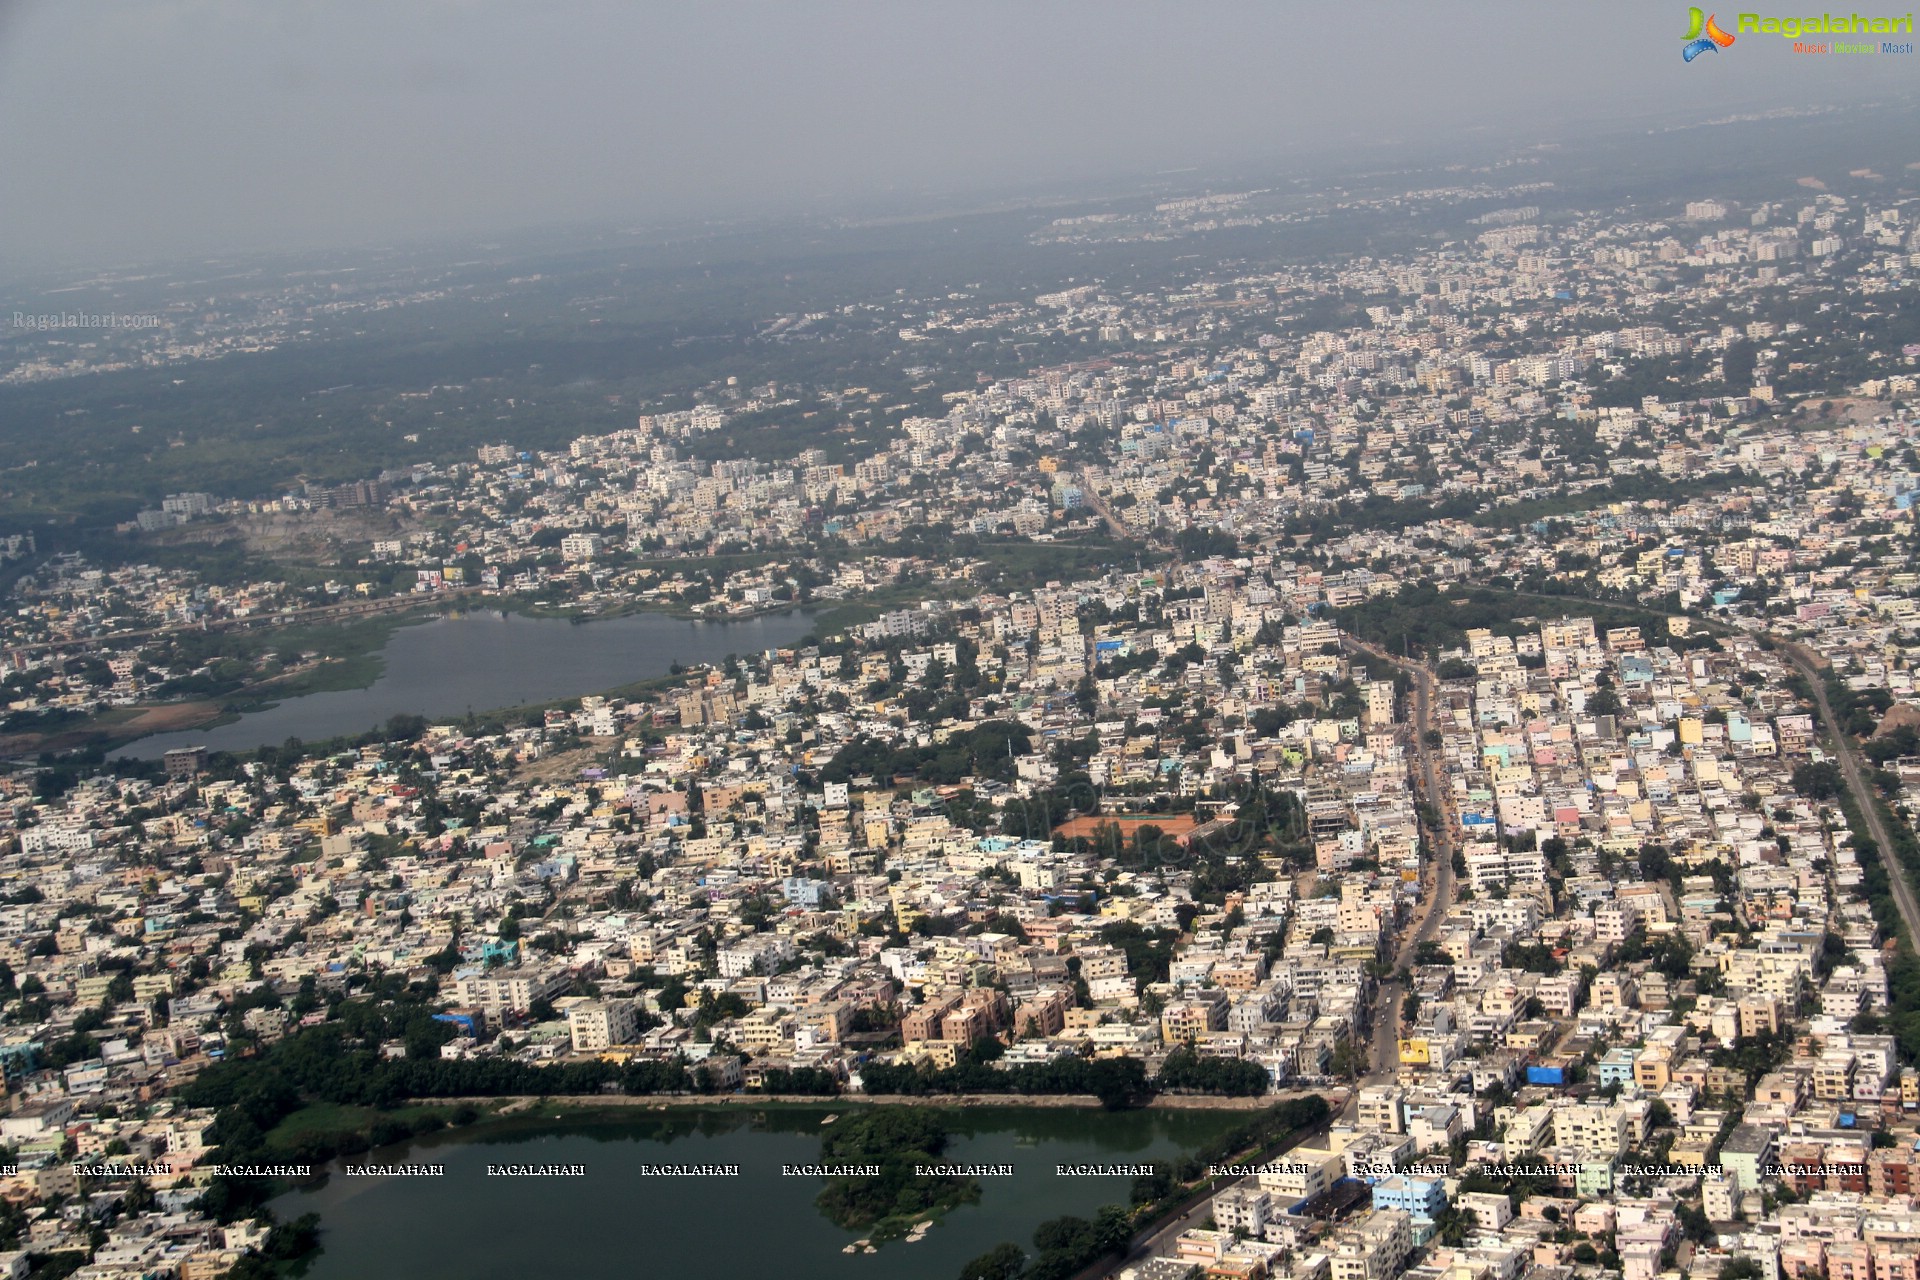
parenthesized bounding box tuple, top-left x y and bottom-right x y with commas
(1684, 7, 1738, 58)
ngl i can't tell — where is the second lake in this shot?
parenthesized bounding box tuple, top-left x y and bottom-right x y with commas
(124, 607, 818, 758)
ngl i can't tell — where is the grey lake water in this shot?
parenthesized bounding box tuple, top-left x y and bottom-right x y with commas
(270, 1107, 1237, 1280)
(125, 608, 817, 758)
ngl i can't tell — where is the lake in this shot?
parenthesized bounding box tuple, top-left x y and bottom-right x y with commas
(125, 607, 817, 758)
(270, 1106, 1236, 1280)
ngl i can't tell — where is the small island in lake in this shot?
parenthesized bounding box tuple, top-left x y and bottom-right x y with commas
(813, 1109, 981, 1242)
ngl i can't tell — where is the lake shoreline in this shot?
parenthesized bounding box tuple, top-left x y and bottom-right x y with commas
(5, 601, 822, 763)
(112, 605, 818, 759)
(256, 1094, 1284, 1172)
(414, 1091, 1291, 1115)
(261, 1095, 1324, 1280)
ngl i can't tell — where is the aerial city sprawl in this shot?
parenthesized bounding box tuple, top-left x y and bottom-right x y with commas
(4, 85, 1920, 1280)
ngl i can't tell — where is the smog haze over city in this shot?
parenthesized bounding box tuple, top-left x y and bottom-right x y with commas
(2, 6, 1920, 1280)
(0, 0, 1911, 265)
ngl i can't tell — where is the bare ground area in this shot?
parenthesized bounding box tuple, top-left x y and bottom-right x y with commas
(146, 508, 418, 565)
(516, 741, 612, 784)
(1876, 702, 1920, 738)
(1805, 396, 1894, 425)
(0, 657, 344, 759)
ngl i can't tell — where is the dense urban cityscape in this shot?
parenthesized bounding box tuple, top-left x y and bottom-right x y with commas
(3, 17, 1920, 1280)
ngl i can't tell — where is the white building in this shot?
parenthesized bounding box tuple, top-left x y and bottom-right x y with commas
(568, 1000, 642, 1053)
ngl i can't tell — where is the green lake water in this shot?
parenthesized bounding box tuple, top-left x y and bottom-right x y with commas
(270, 1105, 1240, 1280)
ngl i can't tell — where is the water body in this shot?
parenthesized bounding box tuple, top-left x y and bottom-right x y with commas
(272, 1106, 1236, 1280)
(126, 608, 816, 758)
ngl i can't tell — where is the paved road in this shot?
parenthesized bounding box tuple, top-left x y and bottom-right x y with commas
(1782, 641, 1920, 953)
(1340, 637, 1460, 1089)
(1396, 659, 1459, 959)
(1074, 468, 1133, 542)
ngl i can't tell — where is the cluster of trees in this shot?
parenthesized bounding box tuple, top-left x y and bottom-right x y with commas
(1803, 670, 1920, 1062)
(860, 1052, 1153, 1111)
(1836, 779, 1920, 1063)
(957, 1209, 1136, 1280)
(1457, 1157, 1578, 1202)
(1333, 581, 1672, 662)
(755, 1066, 841, 1095)
(815, 1110, 978, 1232)
(953, 1096, 1331, 1280)
(1153, 1047, 1270, 1096)
(191, 1038, 715, 1163)
(1707, 1027, 1795, 1088)
(1828, 676, 1896, 738)
(1174, 526, 1246, 559)
(1864, 722, 1920, 801)
(1094, 922, 1182, 986)
(822, 721, 1032, 786)
(863, 1046, 1288, 1110)
(1614, 930, 1694, 981)
(1173, 1095, 1329, 1182)
(183, 991, 773, 1186)
(1191, 781, 1311, 872)
(982, 772, 1306, 885)
(1792, 760, 1845, 803)
(1500, 941, 1561, 974)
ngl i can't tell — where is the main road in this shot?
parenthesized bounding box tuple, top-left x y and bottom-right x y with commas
(1100, 1104, 1333, 1278)
(1340, 636, 1460, 1090)
(1779, 640, 1920, 953)
(1096, 633, 1455, 1275)
(1070, 468, 1134, 542)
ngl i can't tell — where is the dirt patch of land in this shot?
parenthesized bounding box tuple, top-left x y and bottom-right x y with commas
(1876, 703, 1920, 738)
(0, 700, 229, 759)
(0, 699, 227, 758)
(517, 741, 611, 785)
(116, 702, 225, 737)
(1810, 396, 1895, 425)
(146, 508, 416, 566)
(1053, 813, 1201, 843)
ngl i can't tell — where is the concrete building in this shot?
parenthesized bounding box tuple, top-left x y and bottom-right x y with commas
(568, 1000, 641, 1053)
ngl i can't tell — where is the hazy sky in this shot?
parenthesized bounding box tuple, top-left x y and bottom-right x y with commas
(0, 0, 1912, 269)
